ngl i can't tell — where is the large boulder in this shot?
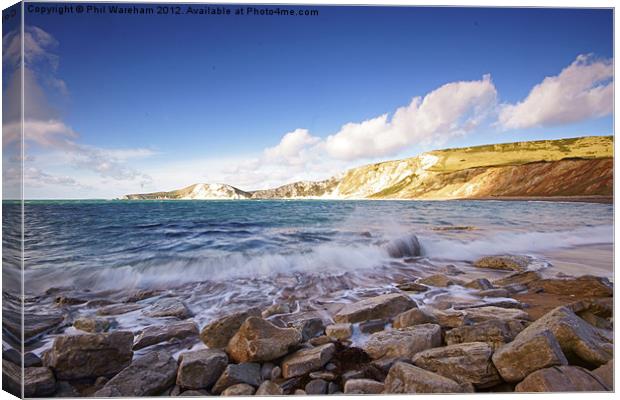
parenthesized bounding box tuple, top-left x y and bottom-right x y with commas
(94, 351, 178, 396)
(363, 324, 441, 360)
(392, 308, 437, 329)
(134, 321, 198, 350)
(24, 366, 57, 397)
(412, 342, 501, 389)
(474, 255, 532, 271)
(212, 363, 261, 394)
(200, 307, 261, 348)
(445, 319, 529, 350)
(492, 330, 568, 382)
(281, 343, 336, 378)
(43, 331, 134, 380)
(592, 360, 613, 390)
(334, 293, 416, 324)
(383, 362, 473, 393)
(515, 366, 611, 392)
(463, 306, 530, 323)
(176, 349, 228, 390)
(227, 317, 302, 363)
(325, 323, 352, 340)
(516, 306, 613, 367)
(144, 298, 191, 319)
(527, 275, 613, 297)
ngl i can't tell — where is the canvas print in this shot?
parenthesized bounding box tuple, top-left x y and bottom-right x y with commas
(1, 1, 614, 397)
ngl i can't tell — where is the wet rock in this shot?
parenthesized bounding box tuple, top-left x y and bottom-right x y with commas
(344, 379, 385, 394)
(464, 306, 530, 323)
(493, 271, 541, 287)
(528, 275, 613, 297)
(478, 288, 510, 298)
(309, 371, 336, 381)
(474, 255, 532, 271)
(277, 313, 327, 341)
(21, 312, 65, 340)
(97, 303, 144, 316)
(293, 389, 306, 395)
(179, 389, 210, 396)
(464, 278, 494, 290)
(325, 323, 352, 340)
(271, 366, 282, 380)
(144, 298, 191, 319)
(55, 295, 87, 306)
(395, 282, 429, 292)
(255, 380, 283, 395)
(457, 299, 523, 310)
(24, 352, 42, 368)
(592, 360, 613, 389)
(44, 331, 134, 380)
(327, 381, 340, 394)
(426, 308, 470, 328)
(359, 319, 387, 334)
(417, 274, 465, 287)
(221, 383, 256, 396)
(73, 317, 113, 333)
(412, 342, 501, 388)
(305, 379, 328, 394)
(281, 343, 336, 378)
(341, 370, 365, 382)
(384, 361, 472, 393)
(363, 324, 441, 360)
(441, 264, 466, 275)
(2, 360, 22, 396)
(445, 319, 529, 350)
(308, 335, 333, 346)
(260, 363, 274, 380)
(125, 289, 161, 303)
(515, 365, 611, 392)
(386, 235, 421, 258)
(23, 366, 57, 397)
(94, 351, 178, 396)
(85, 299, 115, 308)
(55, 381, 80, 397)
(261, 304, 290, 318)
(516, 306, 613, 367)
(492, 330, 568, 382)
(212, 363, 261, 394)
(334, 293, 417, 324)
(200, 307, 262, 348)
(393, 308, 438, 329)
(133, 321, 198, 350)
(2, 348, 21, 365)
(176, 349, 228, 390)
(227, 317, 302, 363)
(568, 298, 613, 330)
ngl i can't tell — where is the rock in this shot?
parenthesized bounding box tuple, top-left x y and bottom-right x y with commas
(344, 379, 384, 394)
(384, 361, 472, 393)
(200, 307, 261, 348)
(281, 343, 336, 378)
(464, 278, 494, 290)
(85, 299, 116, 308)
(386, 235, 421, 258)
(417, 274, 465, 287)
(134, 321, 198, 350)
(212, 363, 261, 394)
(55, 381, 80, 397)
(515, 365, 611, 392)
(305, 379, 328, 394)
(271, 366, 282, 380)
(2, 360, 22, 396)
(125, 289, 161, 302)
(441, 264, 466, 275)
(393, 308, 437, 328)
(144, 298, 191, 319)
(464, 306, 530, 323)
(445, 319, 529, 350)
(520, 306, 612, 367)
(527, 275, 613, 297)
(474, 255, 531, 271)
(342, 370, 365, 382)
(179, 389, 209, 396)
(568, 298, 613, 330)
(493, 271, 541, 287)
(176, 349, 228, 390)
(97, 303, 144, 316)
(478, 288, 510, 298)
(325, 323, 352, 340)
(395, 282, 429, 292)
(94, 351, 178, 396)
(55, 295, 87, 306)
(293, 389, 306, 395)
(457, 299, 523, 310)
(280, 377, 303, 394)
(308, 335, 333, 346)
(327, 382, 340, 394)
(44, 331, 134, 380)
(278, 313, 326, 341)
(2, 348, 21, 365)
(221, 383, 256, 396)
(309, 371, 336, 381)
(492, 330, 568, 382)
(73, 317, 113, 333)
(24, 366, 57, 397)
(334, 293, 417, 324)
(363, 324, 441, 360)
(592, 360, 613, 389)
(260, 363, 274, 380)
(412, 342, 501, 388)
(261, 304, 290, 318)
(359, 319, 386, 334)
(426, 308, 470, 328)
(24, 352, 42, 368)
(227, 317, 302, 363)
(255, 380, 283, 395)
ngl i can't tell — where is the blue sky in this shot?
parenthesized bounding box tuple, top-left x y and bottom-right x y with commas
(3, 4, 614, 198)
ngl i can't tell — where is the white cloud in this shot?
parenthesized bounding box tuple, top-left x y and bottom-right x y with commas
(499, 54, 613, 130)
(324, 75, 497, 160)
(264, 129, 321, 165)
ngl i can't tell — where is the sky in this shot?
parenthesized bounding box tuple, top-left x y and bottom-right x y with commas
(2, 4, 614, 199)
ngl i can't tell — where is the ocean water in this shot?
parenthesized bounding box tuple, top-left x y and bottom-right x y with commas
(2, 199, 613, 353)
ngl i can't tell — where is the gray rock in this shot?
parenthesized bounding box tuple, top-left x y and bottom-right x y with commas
(592, 360, 613, 390)
(221, 383, 256, 396)
(359, 319, 387, 334)
(176, 349, 228, 390)
(97, 303, 144, 316)
(255, 380, 283, 395)
(212, 363, 261, 394)
(305, 379, 328, 395)
(55, 381, 80, 397)
(144, 298, 191, 319)
(363, 324, 441, 360)
(334, 293, 417, 324)
(24, 366, 57, 397)
(24, 352, 42, 368)
(281, 343, 336, 378)
(94, 351, 178, 396)
(200, 307, 261, 348)
(133, 321, 198, 350)
(384, 361, 473, 393)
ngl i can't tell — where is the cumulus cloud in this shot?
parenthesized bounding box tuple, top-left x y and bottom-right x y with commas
(325, 75, 498, 160)
(264, 129, 321, 165)
(499, 54, 613, 130)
